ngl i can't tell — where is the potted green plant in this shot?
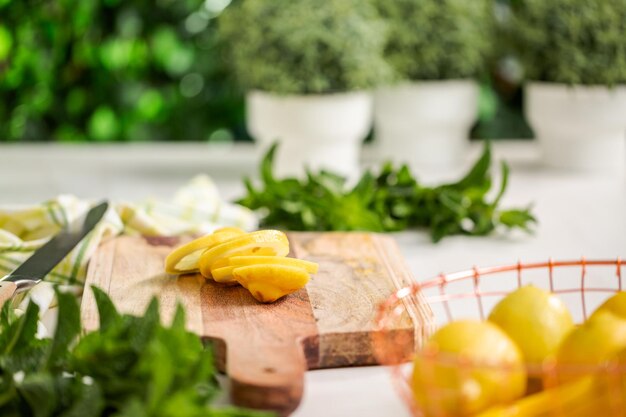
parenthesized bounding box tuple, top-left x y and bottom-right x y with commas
(218, 0, 392, 179)
(373, 0, 492, 170)
(513, 0, 626, 174)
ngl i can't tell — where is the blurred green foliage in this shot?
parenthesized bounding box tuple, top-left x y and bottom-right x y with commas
(511, 0, 626, 85)
(0, 0, 246, 141)
(374, 0, 494, 81)
(217, 0, 393, 94)
(0, 0, 540, 141)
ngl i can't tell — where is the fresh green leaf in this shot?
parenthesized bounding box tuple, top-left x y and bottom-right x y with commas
(47, 290, 81, 368)
(90, 285, 121, 331)
(4, 301, 40, 355)
(128, 297, 160, 352)
(449, 141, 491, 190)
(492, 161, 510, 208)
(499, 208, 538, 232)
(0, 301, 14, 329)
(261, 143, 279, 186)
(171, 304, 186, 330)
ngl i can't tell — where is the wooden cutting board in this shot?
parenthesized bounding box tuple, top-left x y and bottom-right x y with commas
(80, 232, 432, 415)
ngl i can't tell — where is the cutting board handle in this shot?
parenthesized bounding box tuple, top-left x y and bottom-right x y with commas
(227, 337, 307, 416)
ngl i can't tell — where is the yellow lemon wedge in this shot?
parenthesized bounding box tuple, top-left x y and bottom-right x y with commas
(475, 376, 597, 417)
(211, 255, 318, 284)
(211, 265, 236, 283)
(164, 227, 245, 274)
(477, 348, 626, 417)
(232, 264, 309, 303)
(198, 230, 289, 278)
(228, 256, 319, 274)
(207, 258, 235, 283)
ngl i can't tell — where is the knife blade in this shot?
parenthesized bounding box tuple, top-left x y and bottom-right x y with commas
(0, 201, 109, 306)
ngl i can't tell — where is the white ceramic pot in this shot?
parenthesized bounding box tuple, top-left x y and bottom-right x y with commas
(526, 82, 626, 174)
(246, 90, 373, 179)
(373, 80, 479, 170)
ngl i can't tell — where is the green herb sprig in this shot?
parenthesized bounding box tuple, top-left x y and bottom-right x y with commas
(238, 143, 536, 242)
(0, 288, 271, 417)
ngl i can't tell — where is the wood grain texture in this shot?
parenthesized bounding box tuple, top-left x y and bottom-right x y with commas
(81, 232, 432, 415)
(290, 232, 431, 368)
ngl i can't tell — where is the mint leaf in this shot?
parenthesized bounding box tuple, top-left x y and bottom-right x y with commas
(448, 140, 491, 190)
(47, 290, 80, 368)
(492, 161, 510, 208)
(261, 143, 278, 186)
(90, 285, 121, 331)
(0, 302, 15, 329)
(4, 301, 40, 355)
(171, 304, 186, 331)
(499, 208, 538, 232)
(128, 298, 159, 352)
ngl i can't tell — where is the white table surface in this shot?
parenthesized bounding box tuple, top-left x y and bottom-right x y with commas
(1, 140, 625, 416)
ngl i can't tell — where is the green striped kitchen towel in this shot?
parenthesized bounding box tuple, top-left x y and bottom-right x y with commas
(0, 175, 257, 286)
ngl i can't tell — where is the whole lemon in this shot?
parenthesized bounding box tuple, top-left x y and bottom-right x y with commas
(589, 291, 626, 320)
(488, 285, 574, 363)
(556, 310, 626, 382)
(412, 320, 526, 417)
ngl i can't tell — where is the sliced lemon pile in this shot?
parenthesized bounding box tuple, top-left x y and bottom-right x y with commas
(198, 229, 290, 280)
(164, 227, 245, 274)
(165, 228, 317, 303)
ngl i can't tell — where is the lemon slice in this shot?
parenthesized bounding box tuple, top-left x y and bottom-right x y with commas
(211, 258, 230, 270)
(211, 265, 236, 283)
(164, 227, 245, 274)
(233, 264, 309, 303)
(204, 258, 233, 282)
(228, 256, 319, 274)
(212, 255, 319, 284)
(198, 230, 289, 278)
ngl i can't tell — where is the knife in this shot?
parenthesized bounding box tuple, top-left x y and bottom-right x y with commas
(0, 201, 109, 307)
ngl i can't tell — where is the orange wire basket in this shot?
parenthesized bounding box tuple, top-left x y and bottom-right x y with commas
(373, 258, 626, 417)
